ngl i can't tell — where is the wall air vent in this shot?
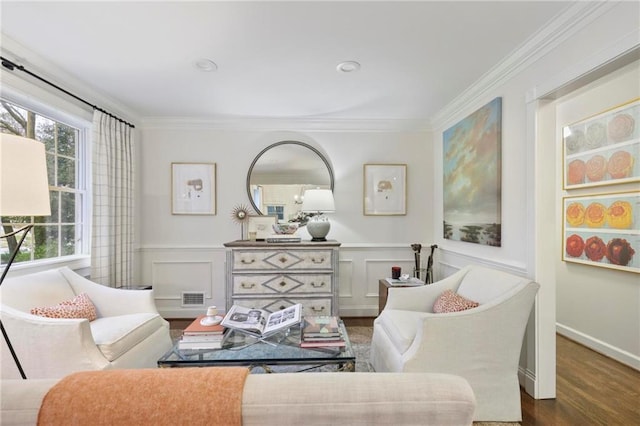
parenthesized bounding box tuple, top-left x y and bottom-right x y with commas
(181, 292, 205, 307)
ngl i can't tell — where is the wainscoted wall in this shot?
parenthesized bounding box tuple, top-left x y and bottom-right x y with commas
(139, 242, 533, 319)
(139, 243, 439, 318)
(138, 247, 227, 318)
(137, 125, 436, 318)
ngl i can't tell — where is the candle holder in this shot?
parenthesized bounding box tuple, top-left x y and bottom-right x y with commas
(199, 305, 223, 326)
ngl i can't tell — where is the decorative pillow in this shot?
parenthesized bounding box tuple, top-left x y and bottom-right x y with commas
(31, 293, 97, 321)
(433, 289, 479, 313)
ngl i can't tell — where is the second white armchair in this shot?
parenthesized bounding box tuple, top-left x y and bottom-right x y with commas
(370, 264, 539, 422)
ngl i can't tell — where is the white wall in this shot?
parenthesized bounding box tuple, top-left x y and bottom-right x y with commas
(136, 125, 433, 317)
(428, 1, 640, 396)
(553, 61, 640, 369)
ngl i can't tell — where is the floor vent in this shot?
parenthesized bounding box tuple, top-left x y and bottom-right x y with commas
(181, 292, 205, 307)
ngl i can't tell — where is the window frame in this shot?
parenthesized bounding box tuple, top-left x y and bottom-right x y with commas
(0, 94, 92, 272)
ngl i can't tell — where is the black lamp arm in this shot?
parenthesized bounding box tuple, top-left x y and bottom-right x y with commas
(1, 224, 33, 285)
(1, 224, 33, 380)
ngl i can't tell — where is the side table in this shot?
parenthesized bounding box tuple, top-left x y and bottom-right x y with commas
(378, 279, 414, 314)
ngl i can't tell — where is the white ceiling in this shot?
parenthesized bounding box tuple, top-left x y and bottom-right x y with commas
(0, 1, 575, 123)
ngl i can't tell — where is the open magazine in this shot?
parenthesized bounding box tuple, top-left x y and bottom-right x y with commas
(220, 303, 302, 338)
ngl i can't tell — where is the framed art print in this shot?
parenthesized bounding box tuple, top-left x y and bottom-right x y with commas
(171, 163, 216, 215)
(247, 215, 278, 240)
(363, 164, 407, 215)
(443, 97, 502, 246)
(563, 98, 639, 190)
(563, 191, 639, 273)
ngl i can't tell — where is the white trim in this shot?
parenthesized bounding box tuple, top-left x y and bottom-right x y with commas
(3, 255, 90, 277)
(431, 1, 614, 130)
(339, 306, 378, 318)
(518, 365, 538, 398)
(138, 242, 431, 251)
(530, 28, 640, 101)
(524, 10, 640, 401)
(557, 323, 640, 371)
(435, 248, 528, 276)
(141, 116, 431, 132)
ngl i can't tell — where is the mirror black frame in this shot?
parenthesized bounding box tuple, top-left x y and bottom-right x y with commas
(246, 140, 334, 218)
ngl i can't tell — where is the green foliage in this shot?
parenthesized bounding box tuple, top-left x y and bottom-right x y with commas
(1, 99, 80, 263)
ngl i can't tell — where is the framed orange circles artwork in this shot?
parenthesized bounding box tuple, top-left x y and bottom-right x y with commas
(563, 98, 639, 190)
(562, 191, 639, 274)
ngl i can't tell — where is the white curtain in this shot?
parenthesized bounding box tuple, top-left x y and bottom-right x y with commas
(91, 111, 134, 287)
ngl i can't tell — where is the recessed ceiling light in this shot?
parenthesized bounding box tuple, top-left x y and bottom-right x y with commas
(336, 61, 361, 73)
(194, 58, 218, 72)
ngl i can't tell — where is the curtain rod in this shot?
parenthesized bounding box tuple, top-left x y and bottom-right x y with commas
(0, 56, 135, 129)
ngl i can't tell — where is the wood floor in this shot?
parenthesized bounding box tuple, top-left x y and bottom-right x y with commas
(521, 334, 640, 425)
(343, 317, 640, 425)
(171, 318, 640, 424)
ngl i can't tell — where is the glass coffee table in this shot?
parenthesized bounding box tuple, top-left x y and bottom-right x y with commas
(158, 319, 355, 372)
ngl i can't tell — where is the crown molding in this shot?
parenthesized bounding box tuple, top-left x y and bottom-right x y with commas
(140, 116, 432, 133)
(429, 1, 616, 130)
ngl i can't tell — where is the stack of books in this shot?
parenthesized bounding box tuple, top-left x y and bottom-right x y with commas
(300, 315, 346, 348)
(178, 315, 227, 350)
(265, 234, 301, 243)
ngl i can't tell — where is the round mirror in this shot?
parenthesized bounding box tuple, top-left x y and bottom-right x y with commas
(246, 141, 334, 222)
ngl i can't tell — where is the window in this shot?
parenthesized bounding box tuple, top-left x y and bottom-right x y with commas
(266, 205, 284, 221)
(1, 99, 89, 265)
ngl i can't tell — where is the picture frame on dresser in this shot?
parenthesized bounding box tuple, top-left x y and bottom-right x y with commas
(171, 162, 217, 215)
(563, 98, 639, 190)
(247, 215, 278, 240)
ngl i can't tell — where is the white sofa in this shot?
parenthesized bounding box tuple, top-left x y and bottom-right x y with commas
(1, 371, 476, 425)
(370, 265, 539, 422)
(1, 267, 172, 379)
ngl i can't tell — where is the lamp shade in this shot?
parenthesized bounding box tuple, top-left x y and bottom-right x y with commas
(301, 189, 335, 213)
(0, 133, 51, 216)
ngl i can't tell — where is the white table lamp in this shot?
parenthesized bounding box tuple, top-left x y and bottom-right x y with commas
(301, 189, 335, 241)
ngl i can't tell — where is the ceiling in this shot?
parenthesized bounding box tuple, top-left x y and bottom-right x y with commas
(0, 1, 575, 124)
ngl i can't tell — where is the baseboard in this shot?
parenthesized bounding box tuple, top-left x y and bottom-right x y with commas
(518, 366, 537, 398)
(556, 323, 640, 371)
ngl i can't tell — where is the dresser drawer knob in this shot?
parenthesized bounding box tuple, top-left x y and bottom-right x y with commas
(311, 257, 325, 264)
(241, 282, 256, 289)
(279, 305, 286, 310)
(279, 256, 289, 263)
(279, 281, 287, 287)
(311, 306, 326, 312)
(311, 281, 325, 288)
(240, 258, 255, 264)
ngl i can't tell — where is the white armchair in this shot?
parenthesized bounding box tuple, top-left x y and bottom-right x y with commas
(1, 267, 172, 379)
(370, 265, 539, 422)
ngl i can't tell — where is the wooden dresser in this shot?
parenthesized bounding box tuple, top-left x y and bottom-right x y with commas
(224, 240, 341, 316)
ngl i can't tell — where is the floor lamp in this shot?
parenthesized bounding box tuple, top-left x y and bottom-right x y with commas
(0, 133, 51, 379)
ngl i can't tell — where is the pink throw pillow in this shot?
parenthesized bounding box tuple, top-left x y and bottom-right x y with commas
(31, 293, 97, 321)
(433, 289, 479, 313)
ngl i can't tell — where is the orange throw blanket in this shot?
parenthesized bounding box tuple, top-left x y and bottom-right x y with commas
(38, 367, 249, 426)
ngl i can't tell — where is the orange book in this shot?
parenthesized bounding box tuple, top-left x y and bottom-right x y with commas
(183, 315, 225, 335)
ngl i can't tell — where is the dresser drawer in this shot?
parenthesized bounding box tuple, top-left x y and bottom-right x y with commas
(232, 273, 333, 295)
(232, 249, 333, 271)
(232, 297, 332, 317)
